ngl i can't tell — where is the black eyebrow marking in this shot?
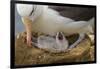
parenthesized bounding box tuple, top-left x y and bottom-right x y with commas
(29, 7, 34, 16)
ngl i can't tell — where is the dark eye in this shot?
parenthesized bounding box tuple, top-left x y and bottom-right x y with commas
(58, 32, 63, 40)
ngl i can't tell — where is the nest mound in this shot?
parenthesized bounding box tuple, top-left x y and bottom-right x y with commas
(15, 32, 94, 66)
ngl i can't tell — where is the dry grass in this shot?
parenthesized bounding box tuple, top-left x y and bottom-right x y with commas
(15, 32, 95, 66)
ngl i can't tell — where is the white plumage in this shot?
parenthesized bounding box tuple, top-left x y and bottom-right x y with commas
(17, 4, 94, 36)
(16, 4, 94, 51)
(33, 32, 69, 52)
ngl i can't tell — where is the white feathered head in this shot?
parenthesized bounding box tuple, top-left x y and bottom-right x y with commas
(16, 4, 47, 21)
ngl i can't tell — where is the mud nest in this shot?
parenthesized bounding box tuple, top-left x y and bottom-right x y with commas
(15, 32, 95, 66)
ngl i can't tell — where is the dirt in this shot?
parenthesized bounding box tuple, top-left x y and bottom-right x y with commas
(15, 32, 95, 66)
